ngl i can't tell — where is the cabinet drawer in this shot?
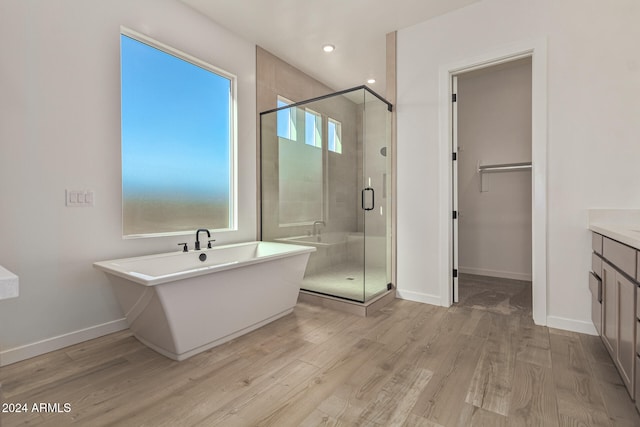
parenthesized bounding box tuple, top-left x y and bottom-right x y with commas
(603, 237, 637, 279)
(592, 253, 602, 278)
(592, 233, 603, 255)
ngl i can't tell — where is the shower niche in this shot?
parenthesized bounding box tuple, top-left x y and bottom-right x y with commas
(260, 86, 392, 303)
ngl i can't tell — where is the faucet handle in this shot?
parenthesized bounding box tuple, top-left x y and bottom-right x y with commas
(178, 243, 188, 252)
(207, 239, 216, 249)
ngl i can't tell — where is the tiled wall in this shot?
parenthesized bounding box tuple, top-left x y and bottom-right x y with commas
(257, 47, 361, 241)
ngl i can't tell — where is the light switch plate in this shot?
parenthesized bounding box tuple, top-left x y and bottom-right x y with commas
(66, 189, 94, 207)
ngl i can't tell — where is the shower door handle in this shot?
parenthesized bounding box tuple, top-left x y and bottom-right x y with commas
(361, 187, 375, 211)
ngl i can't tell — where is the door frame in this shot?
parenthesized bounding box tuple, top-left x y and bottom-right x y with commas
(438, 38, 548, 325)
(451, 75, 459, 303)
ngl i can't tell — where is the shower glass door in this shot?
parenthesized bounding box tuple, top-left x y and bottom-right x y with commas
(260, 86, 392, 303)
(362, 89, 392, 301)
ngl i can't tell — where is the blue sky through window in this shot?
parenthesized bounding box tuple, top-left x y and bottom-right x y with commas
(121, 33, 233, 235)
(121, 34, 231, 202)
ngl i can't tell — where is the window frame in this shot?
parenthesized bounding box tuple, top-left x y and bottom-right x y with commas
(120, 26, 238, 238)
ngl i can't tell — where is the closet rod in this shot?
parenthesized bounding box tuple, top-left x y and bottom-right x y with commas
(478, 162, 532, 173)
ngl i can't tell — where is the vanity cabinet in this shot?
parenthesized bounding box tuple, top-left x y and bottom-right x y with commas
(595, 233, 638, 399)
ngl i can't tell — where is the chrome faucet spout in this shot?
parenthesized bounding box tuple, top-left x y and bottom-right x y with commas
(195, 228, 210, 251)
(312, 221, 326, 236)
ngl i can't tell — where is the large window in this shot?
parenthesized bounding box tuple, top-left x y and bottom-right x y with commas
(120, 28, 235, 237)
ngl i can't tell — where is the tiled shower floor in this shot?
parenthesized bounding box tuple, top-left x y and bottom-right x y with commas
(301, 262, 388, 302)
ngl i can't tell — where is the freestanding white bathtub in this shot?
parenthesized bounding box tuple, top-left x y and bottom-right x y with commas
(94, 241, 315, 361)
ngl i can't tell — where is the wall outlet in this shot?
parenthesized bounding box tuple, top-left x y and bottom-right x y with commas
(66, 189, 94, 207)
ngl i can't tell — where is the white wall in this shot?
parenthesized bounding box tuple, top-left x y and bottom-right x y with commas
(397, 0, 640, 331)
(458, 60, 532, 281)
(0, 0, 256, 365)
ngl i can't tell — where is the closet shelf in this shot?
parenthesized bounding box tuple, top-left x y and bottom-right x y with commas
(478, 162, 532, 173)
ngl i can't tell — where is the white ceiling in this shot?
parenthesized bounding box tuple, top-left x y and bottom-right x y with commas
(181, 0, 479, 94)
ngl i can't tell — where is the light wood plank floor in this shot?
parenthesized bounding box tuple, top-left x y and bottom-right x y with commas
(1, 280, 639, 426)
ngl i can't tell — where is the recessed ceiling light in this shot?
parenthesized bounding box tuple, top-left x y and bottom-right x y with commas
(322, 44, 335, 53)
(367, 79, 376, 84)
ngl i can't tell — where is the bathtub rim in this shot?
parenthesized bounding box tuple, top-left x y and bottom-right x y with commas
(94, 240, 315, 287)
(275, 231, 364, 247)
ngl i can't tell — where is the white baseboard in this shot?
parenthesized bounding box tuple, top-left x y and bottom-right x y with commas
(459, 266, 532, 282)
(546, 315, 598, 336)
(0, 318, 128, 367)
(396, 289, 443, 306)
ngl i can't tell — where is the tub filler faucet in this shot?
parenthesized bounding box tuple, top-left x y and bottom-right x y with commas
(312, 221, 325, 236)
(195, 228, 214, 250)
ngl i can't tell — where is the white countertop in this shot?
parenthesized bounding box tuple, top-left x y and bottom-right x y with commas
(588, 209, 640, 251)
(0, 265, 19, 300)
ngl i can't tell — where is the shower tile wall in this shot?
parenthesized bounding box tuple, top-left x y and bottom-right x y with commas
(257, 47, 362, 240)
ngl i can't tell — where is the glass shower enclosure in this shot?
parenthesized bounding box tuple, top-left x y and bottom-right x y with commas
(260, 86, 392, 303)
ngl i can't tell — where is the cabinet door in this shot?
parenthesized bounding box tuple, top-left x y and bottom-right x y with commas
(636, 356, 640, 413)
(589, 272, 602, 335)
(602, 262, 617, 357)
(617, 273, 636, 397)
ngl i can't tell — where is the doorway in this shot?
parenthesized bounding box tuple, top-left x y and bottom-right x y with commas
(452, 58, 533, 315)
(439, 40, 547, 325)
